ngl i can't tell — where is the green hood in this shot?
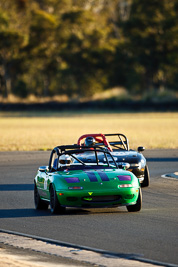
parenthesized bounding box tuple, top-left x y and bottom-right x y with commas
(53, 168, 138, 191)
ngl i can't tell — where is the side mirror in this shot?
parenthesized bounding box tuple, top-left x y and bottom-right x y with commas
(138, 146, 145, 152)
(38, 166, 48, 172)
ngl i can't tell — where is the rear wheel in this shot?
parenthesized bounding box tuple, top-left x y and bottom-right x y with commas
(50, 184, 65, 214)
(127, 188, 142, 212)
(142, 165, 150, 187)
(34, 183, 48, 210)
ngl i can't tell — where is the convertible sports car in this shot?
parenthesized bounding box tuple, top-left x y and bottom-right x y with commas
(34, 145, 142, 214)
(77, 133, 150, 187)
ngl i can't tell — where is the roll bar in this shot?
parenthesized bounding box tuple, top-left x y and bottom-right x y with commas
(48, 145, 118, 171)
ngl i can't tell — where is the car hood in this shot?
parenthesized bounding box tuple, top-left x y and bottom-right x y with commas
(111, 151, 145, 164)
(53, 168, 139, 191)
(76, 150, 145, 165)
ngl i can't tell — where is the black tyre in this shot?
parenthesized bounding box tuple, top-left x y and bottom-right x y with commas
(34, 183, 48, 210)
(127, 188, 142, 212)
(142, 165, 150, 187)
(50, 184, 65, 214)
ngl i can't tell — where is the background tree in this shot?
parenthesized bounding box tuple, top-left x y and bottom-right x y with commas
(0, 0, 177, 99)
(119, 0, 178, 93)
(57, 6, 117, 97)
(0, 8, 25, 97)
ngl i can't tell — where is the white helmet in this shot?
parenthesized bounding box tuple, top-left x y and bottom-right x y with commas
(59, 154, 72, 168)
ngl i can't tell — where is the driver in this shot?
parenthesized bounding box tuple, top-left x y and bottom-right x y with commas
(84, 136, 96, 147)
(58, 154, 72, 169)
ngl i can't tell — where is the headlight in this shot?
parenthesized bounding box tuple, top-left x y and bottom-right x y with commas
(130, 163, 139, 167)
(117, 175, 131, 181)
(130, 163, 142, 169)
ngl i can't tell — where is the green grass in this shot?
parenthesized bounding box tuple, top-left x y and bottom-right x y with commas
(0, 112, 178, 151)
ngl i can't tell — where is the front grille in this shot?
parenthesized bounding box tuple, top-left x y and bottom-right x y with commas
(82, 195, 122, 203)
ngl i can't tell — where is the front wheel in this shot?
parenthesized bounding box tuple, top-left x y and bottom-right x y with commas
(142, 165, 150, 187)
(127, 188, 142, 212)
(34, 183, 48, 210)
(50, 184, 65, 214)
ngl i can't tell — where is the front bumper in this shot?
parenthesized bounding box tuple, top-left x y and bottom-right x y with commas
(56, 187, 139, 208)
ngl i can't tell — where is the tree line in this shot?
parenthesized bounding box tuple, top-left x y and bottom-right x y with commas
(0, 0, 177, 99)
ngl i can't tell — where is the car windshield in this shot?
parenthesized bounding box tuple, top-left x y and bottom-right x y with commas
(73, 151, 114, 164)
(71, 150, 116, 168)
(62, 164, 115, 171)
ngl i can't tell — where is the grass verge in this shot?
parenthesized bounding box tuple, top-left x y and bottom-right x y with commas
(0, 112, 177, 151)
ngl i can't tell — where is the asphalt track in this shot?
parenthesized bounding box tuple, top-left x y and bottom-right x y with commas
(0, 150, 178, 266)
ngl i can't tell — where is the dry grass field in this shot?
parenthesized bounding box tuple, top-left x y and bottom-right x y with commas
(0, 112, 178, 151)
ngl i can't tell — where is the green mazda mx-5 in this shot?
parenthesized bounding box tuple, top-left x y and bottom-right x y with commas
(34, 145, 142, 214)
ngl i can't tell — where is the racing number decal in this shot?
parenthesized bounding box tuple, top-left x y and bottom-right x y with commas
(43, 175, 49, 190)
(44, 179, 47, 190)
(85, 171, 109, 182)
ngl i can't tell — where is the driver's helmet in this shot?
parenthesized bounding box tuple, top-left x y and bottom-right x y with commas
(84, 136, 96, 147)
(59, 154, 72, 168)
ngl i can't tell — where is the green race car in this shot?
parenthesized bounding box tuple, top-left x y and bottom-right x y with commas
(34, 145, 142, 214)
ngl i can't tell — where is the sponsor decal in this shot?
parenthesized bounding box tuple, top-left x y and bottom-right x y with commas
(112, 152, 126, 156)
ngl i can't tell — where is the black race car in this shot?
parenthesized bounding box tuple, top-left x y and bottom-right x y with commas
(77, 133, 150, 187)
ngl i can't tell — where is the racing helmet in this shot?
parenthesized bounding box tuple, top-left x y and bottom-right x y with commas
(59, 154, 72, 168)
(84, 136, 96, 147)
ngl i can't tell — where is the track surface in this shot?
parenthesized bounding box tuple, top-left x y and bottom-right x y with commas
(0, 150, 178, 265)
